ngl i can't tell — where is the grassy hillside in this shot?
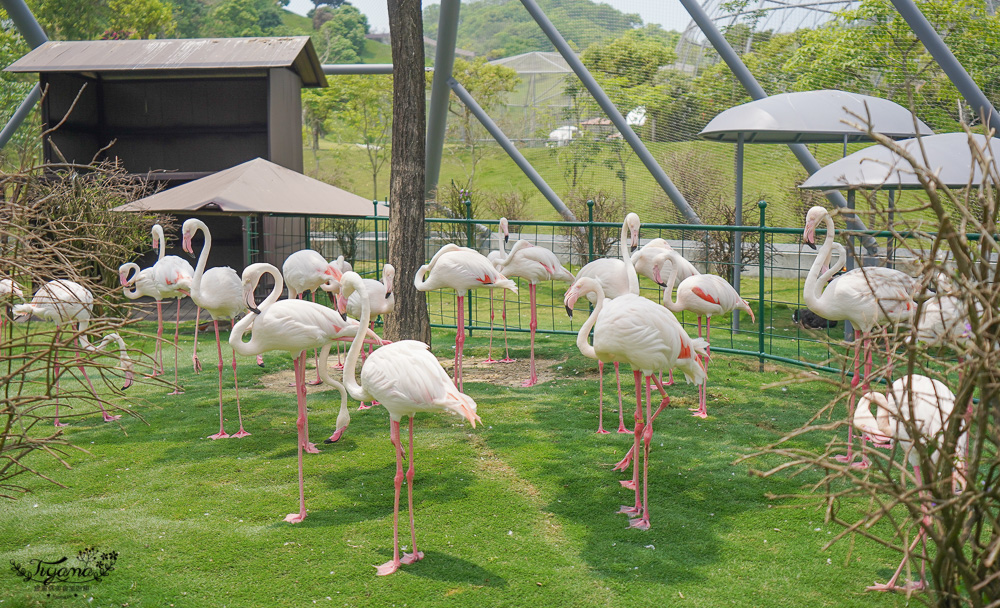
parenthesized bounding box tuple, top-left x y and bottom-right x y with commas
(281, 9, 313, 35)
(360, 39, 393, 63)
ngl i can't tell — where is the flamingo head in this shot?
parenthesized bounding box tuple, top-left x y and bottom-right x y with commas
(563, 277, 600, 317)
(499, 217, 509, 243)
(855, 392, 893, 444)
(181, 220, 197, 256)
(803, 206, 829, 248)
(382, 264, 395, 298)
(625, 212, 641, 252)
(650, 250, 673, 286)
(118, 263, 134, 288)
(12, 303, 33, 323)
(327, 406, 351, 443)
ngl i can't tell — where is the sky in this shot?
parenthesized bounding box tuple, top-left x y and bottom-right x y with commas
(285, 0, 693, 35)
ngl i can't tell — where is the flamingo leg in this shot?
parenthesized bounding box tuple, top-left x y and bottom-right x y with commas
(377, 418, 405, 576)
(630, 375, 656, 530)
(76, 351, 121, 422)
(230, 320, 250, 439)
(521, 284, 538, 387)
(192, 307, 202, 373)
(307, 291, 323, 384)
(691, 316, 710, 418)
(208, 321, 229, 439)
(596, 360, 608, 434)
(835, 330, 869, 468)
(53, 359, 68, 427)
(285, 352, 309, 523)
(500, 291, 514, 363)
(616, 361, 629, 434)
(400, 416, 424, 566)
(484, 291, 497, 363)
(358, 321, 376, 410)
(869, 465, 928, 591)
(154, 300, 164, 376)
(617, 370, 644, 512)
(455, 294, 465, 392)
(168, 299, 184, 395)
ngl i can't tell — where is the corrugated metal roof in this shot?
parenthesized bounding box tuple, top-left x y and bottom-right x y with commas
(113, 158, 386, 216)
(5, 37, 327, 87)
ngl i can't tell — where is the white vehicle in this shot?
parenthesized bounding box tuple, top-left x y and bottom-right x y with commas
(547, 125, 579, 146)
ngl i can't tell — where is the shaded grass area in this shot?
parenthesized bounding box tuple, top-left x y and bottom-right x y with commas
(1, 322, 915, 607)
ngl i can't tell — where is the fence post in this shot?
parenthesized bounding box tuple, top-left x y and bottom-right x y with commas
(464, 192, 473, 336)
(304, 216, 311, 251)
(757, 200, 767, 372)
(587, 199, 595, 263)
(372, 200, 380, 280)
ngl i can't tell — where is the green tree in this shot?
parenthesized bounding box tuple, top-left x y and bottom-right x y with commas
(307, 0, 344, 30)
(0, 14, 38, 168)
(108, 0, 176, 38)
(786, 0, 1000, 130)
(339, 75, 393, 200)
(580, 29, 675, 88)
(301, 86, 339, 169)
(28, 0, 176, 40)
(203, 0, 286, 38)
(312, 4, 368, 63)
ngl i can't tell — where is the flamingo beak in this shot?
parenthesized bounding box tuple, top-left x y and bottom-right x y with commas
(257, 354, 264, 368)
(119, 272, 128, 287)
(182, 234, 194, 257)
(324, 425, 348, 443)
(565, 305, 574, 317)
(122, 370, 134, 390)
(653, 264, 663, 286)
(803, 222, 816, 247)
(504, 234, 509, 244)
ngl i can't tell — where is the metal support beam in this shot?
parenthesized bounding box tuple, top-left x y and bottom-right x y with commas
(0, 0, 47, 149)
(889, 0, 1000, 130)
(449, 78, 576, 221)
(519, 0, 701, 224)
(678, 0, 879, 255)
(425, 0, 461, 200)
(322, 64, 394, 75)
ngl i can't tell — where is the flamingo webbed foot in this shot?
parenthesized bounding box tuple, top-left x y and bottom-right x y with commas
(167, 389, 184, 395)
(596, 428, 610, 435)
(209, 431, 230, 440)
(866, 580, 925, 592)
(375, 560, 400, 576)
(500, 357, 515, 363)
(619, 480, 636, 490)
(613, 447, 634, 471)
(520, 378, 537, 388)
(305, 442, 320, 454)
(618, 505, 640, 516)
(102, 413, 122, 422)
(628, 516, 651, 530)
(231, 429, 251, 438)
(307, 378, 323, 386)
(400, 551, 424, 565)
(691, 410, 708, 419)
(53, 420, 69, 428)
(256, 355, 264, 367)
(357, 403, 372, 410)
(284, 512, 306, 524)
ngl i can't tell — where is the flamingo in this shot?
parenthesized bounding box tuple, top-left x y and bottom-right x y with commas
(656, 250, 755, 418)
(414, 243, 517, 392)
(282, 248, 342, 384)
(494, 218, 575, 387)
(631, 239, 699, 288)
(150, 225, 197, 391)
(573, 213, 641, 434)
(324, 255, 354, 368)
(484, 219, 515, 364)
(564, 276, 707, 529)
(232, 262, 377, 524)
(340, 270, 480, 575)
(854, 375, 967, 592)
(14, 280, 133, 425)
(118, 261, 162, 374)
(344, 263, 396, 410)
(803, 205, 917, 466)
(181, 218, 250, 440)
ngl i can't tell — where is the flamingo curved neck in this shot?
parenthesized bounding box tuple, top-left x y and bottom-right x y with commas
(498, 239, 531, 267)
(153, 225, 166, 261)
(189, 220, 211, 299)
(342, 274, 372, 402)
(230, 265, 283, 357)
(575, 287, 602, 360)
(661, 252, 683, 313)
(804, 212, 836, 313)
(619, 219, 639, 294)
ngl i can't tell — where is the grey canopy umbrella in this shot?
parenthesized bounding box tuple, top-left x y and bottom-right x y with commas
(698, 90, 931, 329)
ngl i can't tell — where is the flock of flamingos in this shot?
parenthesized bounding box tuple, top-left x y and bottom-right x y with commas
(3, 205, 969, 587)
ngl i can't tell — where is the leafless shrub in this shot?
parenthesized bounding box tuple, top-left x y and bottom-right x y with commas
(482, 190, 529, 222)
(1, 160, 160, 498)
(426, 183, 487, 251)
(742, 122, 1000, 606)
(561, 189, 624, 260)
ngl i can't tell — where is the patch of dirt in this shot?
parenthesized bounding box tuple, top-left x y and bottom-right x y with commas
(257, 356, 568, 391)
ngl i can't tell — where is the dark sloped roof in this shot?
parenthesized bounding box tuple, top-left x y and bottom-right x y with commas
(113, 158, 386, 216)
(5, 37, 327, 87)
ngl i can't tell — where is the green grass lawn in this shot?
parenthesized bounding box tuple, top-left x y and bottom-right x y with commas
(1, 318, 918, 607)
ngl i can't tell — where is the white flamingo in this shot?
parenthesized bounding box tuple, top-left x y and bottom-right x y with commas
(181, 218, 249, 440)
(565, 276, 707, 530)
(494, 218, 575, 387)
(148, 224, 197, 393)
(854, 375, 967, 592)
(232, 263, 376, 524)
(340, 270, 480, 576)
(573, 212, 641, 434)
(803, 205, 917, 466)
(656, 250, 755, 418)
(14, 280, 133, 425)
(631, 238, 699, 287)
(414, 243, 517, 392)
(283, 248, 342, 384)
(344, 263, 396, 410)
(484, 219, 515, 363)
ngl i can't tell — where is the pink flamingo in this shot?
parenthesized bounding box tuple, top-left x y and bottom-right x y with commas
(565, 276, 707, 529)
(803, 205, 916, 466)
(14, 280, 133, 425)
(340, 270, 480, 575)
(231, 263, 379, 524)
(853, 375, 966, 591)
(150, 225, 196, 392)
(656, 250, 755, 418)
(414, 243, 517, 392)
(344, 263, 396, 410)
(494, 218, 575, 387)
(484, 219, 515, 363)
(282, 248, 342, 384)
(118, 261, 162, 374)
(631, 238, 699, 287)
(573, 212, 641, 434)
(181, 218, 250, 440)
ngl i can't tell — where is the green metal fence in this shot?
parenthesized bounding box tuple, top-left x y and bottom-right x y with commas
(250, 200, 952, 377)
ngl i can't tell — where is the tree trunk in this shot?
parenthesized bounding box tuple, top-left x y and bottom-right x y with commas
(383, 0, 431, 344)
